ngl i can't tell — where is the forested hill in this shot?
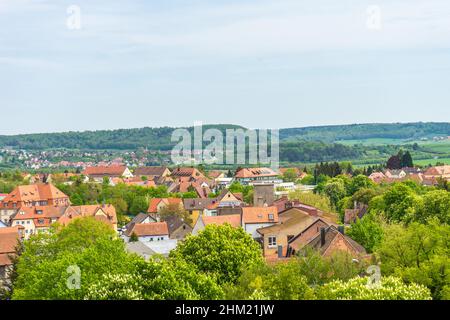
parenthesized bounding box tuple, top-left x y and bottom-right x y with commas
(280, 122, 450, 143)
(0, 122, 449, 150)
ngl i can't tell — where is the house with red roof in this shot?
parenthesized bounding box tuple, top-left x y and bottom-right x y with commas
(82, 165, 133, 182)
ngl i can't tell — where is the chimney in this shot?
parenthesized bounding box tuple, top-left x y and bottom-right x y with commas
(277, 245, 283, 258)
(320, 227, 326, 247)
(338, 225, 345, 235)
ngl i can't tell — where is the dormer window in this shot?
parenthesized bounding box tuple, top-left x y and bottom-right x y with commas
(268, 214, 274, 221)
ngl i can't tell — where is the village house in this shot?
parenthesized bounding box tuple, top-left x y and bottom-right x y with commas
(241, 206, 278, 238)
(423, 165, 450, 181)
(293, 225, 367, 259)
(133, 166, 171, 182)
(82, 165, 133, 182)
(165, 215, 193, 240)
(147, 198, 183, 221)
(0, 184, 70, 226)
(124, 221, 170, 242)
(0, 226, 23, 290)
(278, 167, 307, 180)
(234, 167, 281, 185)
(59, 204, 118, 232)
(192, 214, 242, 235)
(11, 206, 67, 238)
(257, 207, 330, 259)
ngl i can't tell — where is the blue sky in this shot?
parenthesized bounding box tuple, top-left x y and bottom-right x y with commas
(1, 0, 450, 134)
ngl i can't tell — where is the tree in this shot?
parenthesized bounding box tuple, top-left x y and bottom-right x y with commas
(129, 232, 139, 242)
(386, 155, 401, 170)
(401, 151, 414, 168)
(159, 202, 192, 225)
(12, 218, 140, 300)
(413, 190, 450, 224)
(375, 220, 450, 299)
(347, 212, 384, 253)
(129, 196, 149, 215)
(316, 276, 431, 300)
(281, 168, 298, 183)
(348, 175, 375, 196)
(324, 179, 346, 209)
(170, 224, 263, 285)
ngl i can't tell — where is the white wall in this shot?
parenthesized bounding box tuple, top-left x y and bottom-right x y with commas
(244, 223, 275, 239)
(139, 235, 169, 242)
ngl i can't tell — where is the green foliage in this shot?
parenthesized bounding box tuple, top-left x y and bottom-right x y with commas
(129, 196, 149, 215)
(316, 276, 431, 300)
(347, 213, 384, 253)
(12, 218, 140, 300)
(281, 168, 298, 182)
(289, 190, 333, 213)
(375, 220, 450, 299)
(170, 224, 263, 285)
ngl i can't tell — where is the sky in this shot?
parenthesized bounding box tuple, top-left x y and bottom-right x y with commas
(0, 0, 450, 135)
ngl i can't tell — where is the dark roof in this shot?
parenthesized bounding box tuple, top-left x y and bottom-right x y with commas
(305, 225, 366, 255)
(163, 215, 192, 234)
(183, 198, 218, 210)
(134, 166, 169, 177)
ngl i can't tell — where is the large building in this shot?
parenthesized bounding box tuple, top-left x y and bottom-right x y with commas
(234, 167, 280, 185)
(0, 184, 70, 225)
(82, 165, 133, 182)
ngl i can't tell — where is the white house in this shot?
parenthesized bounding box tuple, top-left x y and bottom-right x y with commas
(124, 222, 170, 242)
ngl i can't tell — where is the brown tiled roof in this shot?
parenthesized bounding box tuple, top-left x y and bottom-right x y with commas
(12, 206, 66, 221)
(241, 206, 278, 224)
(202, 214, 241, 228)
(134, 166, 170, 177)
(82, 165, 128, 176)
(0, 226, 21, 266)
(304, 226, 366, 255)
(59, 204, 117, 226)
(1, 184, 69, 204)
(126, 222, 169, 237)
(183, 198, 218, 210)
(235, 167, 278, 178)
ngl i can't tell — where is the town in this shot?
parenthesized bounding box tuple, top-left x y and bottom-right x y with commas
(1, 159, 448, 300)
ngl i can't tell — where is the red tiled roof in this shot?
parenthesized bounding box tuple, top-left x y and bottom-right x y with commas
(202, 214, 241, 228)
(82, 165, 128, 176)
(0, 226, 21, 266)
(241, 206, 278, 224)
(235, 167, 278, 178)
(1, 184, 69, 204)
(127, 222, 169, 237)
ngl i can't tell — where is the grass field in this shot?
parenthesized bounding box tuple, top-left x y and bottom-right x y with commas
(412, 158, 450, 166)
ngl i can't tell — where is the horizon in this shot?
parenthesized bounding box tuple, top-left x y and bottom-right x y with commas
(1, 0, 450, 134)
(0, 121, 449, 137)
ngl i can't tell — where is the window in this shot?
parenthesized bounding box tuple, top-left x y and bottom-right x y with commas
(268, 214, 274, 221)
(268, 236, 277, 248)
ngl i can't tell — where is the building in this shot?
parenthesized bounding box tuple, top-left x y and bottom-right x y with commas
(183, 198, 219, 224)
(11, 206, 67, 238)
(294, 225, 367, 259)
(147, 198, 183, 221)
(192, 214, 241, 235)
(0, 226, 23, 290)
(234, 167, 280, 185)
(0, 184, 70, 226)
(241, 206, 278, 238)
(133, 166, 171, 182)
(253, 183, 275, 207)
(58, 204, 118, 232)
(124, 222, 170, 242)
(82, 165, 133, 182)
(423, 165, 450, 181)
(257, 208, 328, 259)
(165, 215, 193, 240)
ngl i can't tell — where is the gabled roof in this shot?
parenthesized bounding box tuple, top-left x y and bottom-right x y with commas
(257, 208, 316, 235)
(171, 167, 205, 178)
(59, 204, 117, 226)
(12, 205, 66, 221)
(1, 184, 69, 203)
(202, 214, 241, 228)
(134, 166, 170, 177)
(0, 226, 22, 266)
(241, 206, 278, 224)
(164, 215, 192, 234)
(304, 225, 366, 256)
(147, 198, 182, 213)
(235, 167, 278, 179)
(125, 222, 169, 237)
(82, 165, 128, 176)
(183, 198, 218, 210)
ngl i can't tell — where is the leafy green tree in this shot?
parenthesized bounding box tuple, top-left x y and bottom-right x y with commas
(347, 213, 384, 253)
(170, 224, 263, 285)
(413, 190, 450, 224)
(348, 175, 375, 196)
(129, 196, 149, 215)
(281, 168, 298, 183)
(375, 220, 450, 299)
(401, 151, 414, 168)
(324, 179, 346, 209)
(12, 218, 140, 300)
(316, 276, 431, 300)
